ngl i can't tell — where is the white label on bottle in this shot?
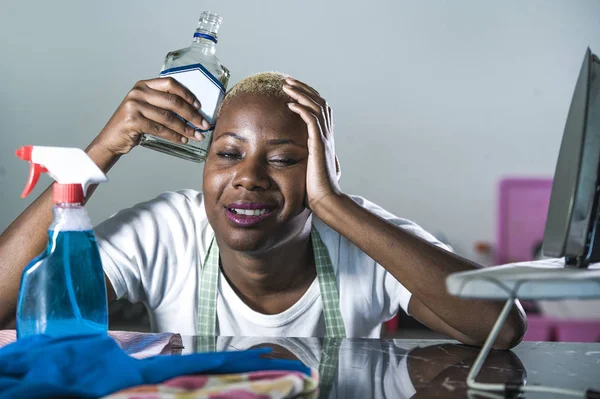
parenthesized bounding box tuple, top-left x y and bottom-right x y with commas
(159, 63, 225, 127)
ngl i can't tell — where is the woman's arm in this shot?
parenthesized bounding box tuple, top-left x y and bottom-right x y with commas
(284, 77, 526, 349)
(0, 77, 210, 329)
(315, 194, 526, 349)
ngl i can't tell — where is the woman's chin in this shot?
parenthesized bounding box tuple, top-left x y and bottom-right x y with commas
(213, 210, 311, 254)
(220, 230, 273, 253)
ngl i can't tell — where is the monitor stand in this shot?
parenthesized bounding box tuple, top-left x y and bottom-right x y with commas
(446, 260, 600, 398)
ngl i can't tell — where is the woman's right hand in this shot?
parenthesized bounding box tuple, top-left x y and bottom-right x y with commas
(94, 77, 211, 155)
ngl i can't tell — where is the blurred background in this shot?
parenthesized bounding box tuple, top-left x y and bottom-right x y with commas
(1, 0, 599, 340)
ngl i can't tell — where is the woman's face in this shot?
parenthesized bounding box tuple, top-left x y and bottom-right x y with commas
(203, 93, 311, 253)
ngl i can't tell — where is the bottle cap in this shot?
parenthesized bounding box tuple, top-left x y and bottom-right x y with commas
(52, 183, 84, 204)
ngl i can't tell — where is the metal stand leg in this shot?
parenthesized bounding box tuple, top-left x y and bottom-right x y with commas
(466, 296, 515, 393)
(466, 296, 590, 398)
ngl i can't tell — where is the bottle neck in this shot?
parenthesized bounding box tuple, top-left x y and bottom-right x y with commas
(194, 11, 221, 45)
(192, 35, 217, 54)
(49, 203, 93, 232)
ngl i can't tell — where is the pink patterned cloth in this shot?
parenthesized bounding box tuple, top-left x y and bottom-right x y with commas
(0, 330, 182, 358)
(102, 369, 319, 399)
(0, 330, 15, 348)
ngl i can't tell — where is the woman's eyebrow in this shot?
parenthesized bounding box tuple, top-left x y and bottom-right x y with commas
(214, 132, 247, 143)
(214, 133, 303, 148)
(267, 138, 303, 147)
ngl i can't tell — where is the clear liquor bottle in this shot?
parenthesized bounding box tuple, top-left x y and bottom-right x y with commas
(140, 11, 230, 163)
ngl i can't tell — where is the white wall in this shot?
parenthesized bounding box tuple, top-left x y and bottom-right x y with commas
(1, 0, 599, 260)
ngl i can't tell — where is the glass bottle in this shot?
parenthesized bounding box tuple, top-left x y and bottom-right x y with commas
(140, 11, 230, 163)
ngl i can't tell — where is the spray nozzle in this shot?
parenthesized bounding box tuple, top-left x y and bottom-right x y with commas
(16, 145, 108, 202)
(16, 146, 49, 198)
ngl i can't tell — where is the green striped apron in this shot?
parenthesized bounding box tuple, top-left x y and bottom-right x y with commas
(196, 226, 346, 398)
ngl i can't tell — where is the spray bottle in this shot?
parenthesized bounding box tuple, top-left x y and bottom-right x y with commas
(15, 145, 109, 339)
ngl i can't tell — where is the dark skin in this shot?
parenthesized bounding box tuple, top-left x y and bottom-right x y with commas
(203, 93, 317, 314)
(201, 80, 526, 349)
(0, 76, 526, 349)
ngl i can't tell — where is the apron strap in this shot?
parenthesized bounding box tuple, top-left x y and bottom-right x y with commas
(311, 229, 347, 339)
(197, 238, 220, 337)
(317, 338, 343, 399)
(194, 336, 217, 353)
(197, 226, 347, 339)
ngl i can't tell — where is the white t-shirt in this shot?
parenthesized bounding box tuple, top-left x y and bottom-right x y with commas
(95, 190, 450, 337)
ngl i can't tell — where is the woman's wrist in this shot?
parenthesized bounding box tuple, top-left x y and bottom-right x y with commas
(85, 139, 122, 174)
(312, 192, 351, 227)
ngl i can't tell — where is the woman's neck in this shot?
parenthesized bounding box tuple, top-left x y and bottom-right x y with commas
(218, 222, 316, 314)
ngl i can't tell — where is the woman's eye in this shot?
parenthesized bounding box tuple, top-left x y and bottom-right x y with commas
(271, 158, 298, 165)
(216, 152, 242, 160)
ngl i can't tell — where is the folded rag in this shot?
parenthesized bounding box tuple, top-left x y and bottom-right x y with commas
(0, 333, 311, 399)
(103, 370, 319, 399)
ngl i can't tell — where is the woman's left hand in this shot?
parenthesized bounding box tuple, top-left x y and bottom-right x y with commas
(283, 77, 341, 213)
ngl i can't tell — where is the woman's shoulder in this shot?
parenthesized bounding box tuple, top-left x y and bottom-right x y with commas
(153, 188, 205, 208)
(96, 189, 210, 235)
(125, 188, 205, 215)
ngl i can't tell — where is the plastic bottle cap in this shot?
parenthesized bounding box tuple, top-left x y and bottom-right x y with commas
(53, 183, 84, 204)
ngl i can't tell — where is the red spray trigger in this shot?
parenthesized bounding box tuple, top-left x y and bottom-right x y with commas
(16, 146, 49, 198)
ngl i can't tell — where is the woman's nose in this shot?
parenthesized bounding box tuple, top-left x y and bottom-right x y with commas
(232, 157, 271, 191)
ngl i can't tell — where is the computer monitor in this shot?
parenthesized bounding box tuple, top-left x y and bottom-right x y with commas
(543, 47, 600, 268)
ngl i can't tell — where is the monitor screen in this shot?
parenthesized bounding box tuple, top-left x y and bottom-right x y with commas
(543, 48, 600, 268)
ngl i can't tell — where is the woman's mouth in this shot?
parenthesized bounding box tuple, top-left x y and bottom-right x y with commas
(225, 203, 276, 227)
(228, 208, 270, 216)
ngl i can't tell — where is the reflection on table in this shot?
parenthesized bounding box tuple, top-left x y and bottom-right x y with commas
(116, 335, 599, 399)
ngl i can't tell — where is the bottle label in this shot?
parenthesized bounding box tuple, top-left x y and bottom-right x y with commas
(160, 63, 225, 127)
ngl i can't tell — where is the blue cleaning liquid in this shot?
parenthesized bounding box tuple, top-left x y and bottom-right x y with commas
(17, 230, 108, 339)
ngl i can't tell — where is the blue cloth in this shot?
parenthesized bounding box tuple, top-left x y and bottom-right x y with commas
(0, 333, 310, 399)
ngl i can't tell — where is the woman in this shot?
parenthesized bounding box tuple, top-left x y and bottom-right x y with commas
(0, 72, 526, 348)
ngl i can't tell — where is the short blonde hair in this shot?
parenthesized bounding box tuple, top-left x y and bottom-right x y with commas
(217, 71, 292, 117)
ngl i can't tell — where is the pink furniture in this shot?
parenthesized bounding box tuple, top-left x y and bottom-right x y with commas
(555, 320, 600, 342)
(523, 315, 555, 342)
(523, 316, 600, 343)
(496, 178, 600, 342)
(496, 178, 553, 264)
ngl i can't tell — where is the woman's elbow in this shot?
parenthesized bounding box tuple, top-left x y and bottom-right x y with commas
(493, 305, 528, 350)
